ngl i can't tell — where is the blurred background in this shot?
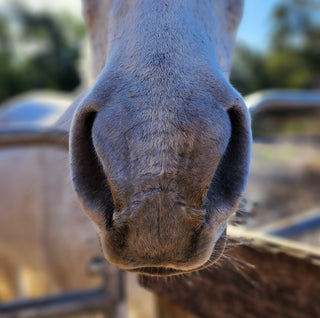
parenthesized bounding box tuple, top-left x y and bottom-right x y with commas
(0, 0, 84, 103)
(0, 0, 319, 102)
(0, 0, 319, 315)
(234, 0, 320, 94)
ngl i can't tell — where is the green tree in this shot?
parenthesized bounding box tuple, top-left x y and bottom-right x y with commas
(230, 45, 270, 95)
(0, 3, 85, 104)
(231, 0, 320, 94)
(270, 0, 320, 88)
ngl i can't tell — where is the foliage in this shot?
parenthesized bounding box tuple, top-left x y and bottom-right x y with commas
(0, 3, 85, 103)
(231, 0, 320, 95)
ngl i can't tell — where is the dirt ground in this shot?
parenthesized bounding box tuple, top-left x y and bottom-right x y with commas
(242, 141, 320, 246)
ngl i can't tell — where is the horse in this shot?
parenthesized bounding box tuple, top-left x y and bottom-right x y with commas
(0, 0, 250, 304)
(68, 0, 251, 275)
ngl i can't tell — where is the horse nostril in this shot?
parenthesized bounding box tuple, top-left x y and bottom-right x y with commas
(70, 106, 114, 231)
(206, 99, 251, 212)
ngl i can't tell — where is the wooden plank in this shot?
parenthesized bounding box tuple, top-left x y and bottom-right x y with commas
(140, 237, 320, 318)
(228, 226, 320, 265)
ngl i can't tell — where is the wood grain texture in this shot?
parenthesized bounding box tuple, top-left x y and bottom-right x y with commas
(140, 244, 320, 318)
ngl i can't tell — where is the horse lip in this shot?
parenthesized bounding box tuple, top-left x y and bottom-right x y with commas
(126, 230, 227, 277)
(128, 267, 186, 276)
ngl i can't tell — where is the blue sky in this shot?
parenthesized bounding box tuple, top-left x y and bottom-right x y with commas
(237, 0, 283, 52)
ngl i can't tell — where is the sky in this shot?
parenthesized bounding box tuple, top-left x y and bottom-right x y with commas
(237, 0, 283, 52)
(0, 0, 282, 52)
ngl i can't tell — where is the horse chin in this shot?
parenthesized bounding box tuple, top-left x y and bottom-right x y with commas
(130, 230, 227, 277)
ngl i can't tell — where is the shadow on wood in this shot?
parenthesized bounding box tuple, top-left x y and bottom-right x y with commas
(140, 229, 320, 318)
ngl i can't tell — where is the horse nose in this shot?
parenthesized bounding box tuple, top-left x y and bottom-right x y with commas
(70, 81, 251, 275)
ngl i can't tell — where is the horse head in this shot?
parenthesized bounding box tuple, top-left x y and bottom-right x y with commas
(70, 0, 251, 276)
